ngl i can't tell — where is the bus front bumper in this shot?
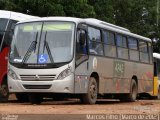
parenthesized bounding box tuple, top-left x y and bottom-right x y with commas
(8, 74, 74, 93)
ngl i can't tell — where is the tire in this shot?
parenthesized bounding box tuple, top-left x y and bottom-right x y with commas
(128, 79, 138, 102)
(0, 79, 9, 102)
(28, 94, 43, 104)
(158, 87, 160, 100)
(16, 93, 29, 102)
(81, 77, 97, 104)
(120, 79, 137, 102)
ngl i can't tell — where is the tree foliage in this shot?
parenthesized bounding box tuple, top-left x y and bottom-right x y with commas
(0, 0, 160, 52)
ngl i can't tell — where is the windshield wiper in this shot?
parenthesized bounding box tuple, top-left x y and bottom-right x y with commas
(43, 31, 54, 63)
(21, 32, 38, 64)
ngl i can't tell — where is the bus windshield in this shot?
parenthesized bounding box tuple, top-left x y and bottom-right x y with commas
(9, 21, 75, 65)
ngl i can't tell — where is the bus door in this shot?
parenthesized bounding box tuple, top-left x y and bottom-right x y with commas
(75, 24, 88, 67)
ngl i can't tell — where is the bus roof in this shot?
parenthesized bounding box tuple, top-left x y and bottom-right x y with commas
(0, 10, 39, 21)
(17, 17, 151, 42)
(153, 53, 160, 59)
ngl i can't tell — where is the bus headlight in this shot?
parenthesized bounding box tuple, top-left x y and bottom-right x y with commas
(8, 69, 18, 80)
(57, 67, 72, 80)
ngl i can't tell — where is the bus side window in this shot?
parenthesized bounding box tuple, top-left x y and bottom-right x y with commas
(139, 40, 149, 63)
(0, 18, 8, 51)
(76, 29, 87, 54)
(88, 27, 103, 55)
(2, 20, 17, 50)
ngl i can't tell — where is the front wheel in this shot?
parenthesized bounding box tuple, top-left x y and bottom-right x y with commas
(80, 77, 97, 104)
(0, 79, 9, 102)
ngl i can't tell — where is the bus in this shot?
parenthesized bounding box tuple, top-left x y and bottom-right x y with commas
(8, 17, 156, 104)
(153, 53, 160, 99)
(0, 10, 38, 101)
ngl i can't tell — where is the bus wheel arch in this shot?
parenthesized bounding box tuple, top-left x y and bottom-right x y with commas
(132, 75, 138, 86)
(80, 72, 99, 104)
(90, 72, 99, 92)
(0, 74, 9, 102)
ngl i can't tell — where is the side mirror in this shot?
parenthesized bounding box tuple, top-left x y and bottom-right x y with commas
(79, 32, 86, 46)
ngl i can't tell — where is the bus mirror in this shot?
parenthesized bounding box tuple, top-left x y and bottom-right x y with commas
(79, 32, 86, 46)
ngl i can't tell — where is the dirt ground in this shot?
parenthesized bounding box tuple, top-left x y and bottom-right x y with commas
(0, 94, 159, 115)
(0, 95, 160, 120)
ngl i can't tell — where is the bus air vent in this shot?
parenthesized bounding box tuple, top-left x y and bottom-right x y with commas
(20, 74, 56, 81)
(23, 85, 52, 89)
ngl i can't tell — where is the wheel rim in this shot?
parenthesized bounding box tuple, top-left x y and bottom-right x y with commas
(1, 85, 8, 97)
(89, 82, 97, 100)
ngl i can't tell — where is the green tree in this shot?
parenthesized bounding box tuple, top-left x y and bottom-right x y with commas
(60, 0, 96, 18)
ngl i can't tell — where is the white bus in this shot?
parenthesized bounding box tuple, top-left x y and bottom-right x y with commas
(0, 10, 38, 101)
(8, 17, 155, 104)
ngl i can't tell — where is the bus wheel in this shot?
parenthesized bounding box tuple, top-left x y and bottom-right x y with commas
(81, 77, 97, 104)
(128, 79, 137, 102)
(158, 87, 160, 100)
(28, 94, 43, 104)
(0, 79, 9, 102)
(16, 93, 29, 102)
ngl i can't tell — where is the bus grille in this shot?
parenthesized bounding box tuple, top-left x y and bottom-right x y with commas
(20, 75, 56, 81)
(23, 85, 52, 89)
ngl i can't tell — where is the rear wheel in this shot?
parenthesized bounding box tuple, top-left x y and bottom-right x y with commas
(120, 79, 137, 102)
(81, 77, 97, 104)
(128, 80, 137, 102)
(16, 93, 29, 102)
(28, 94, 43, 104)
(158, 87, 160, 100)
(0, 78, 9, 102)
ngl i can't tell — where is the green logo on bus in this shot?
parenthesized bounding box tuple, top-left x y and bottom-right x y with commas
(114, 61, 125, 77)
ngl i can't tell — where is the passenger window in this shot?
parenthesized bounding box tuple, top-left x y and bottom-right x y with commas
(88, 27, 101, 42)
(128, 37, 139, 61)
(103, 31, 115, 45)
(128, 37, 138, 50)
(116, 34, 128, 59)
(139, 41, 148, 53)
(2, 20, 17, 50)
(103, 30, 116, 57)
(88, 27, 103, 55)
(116, 34, 127, 48)
(139, 40, 149, 63)
(0, 18, 8, 51)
